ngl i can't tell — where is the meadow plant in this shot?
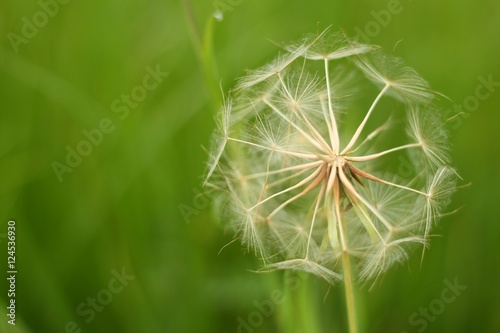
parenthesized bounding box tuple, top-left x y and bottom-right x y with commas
(205, 29, 457, 332)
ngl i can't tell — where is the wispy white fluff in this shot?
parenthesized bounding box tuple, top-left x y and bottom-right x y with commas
(206, 29, 457, 284)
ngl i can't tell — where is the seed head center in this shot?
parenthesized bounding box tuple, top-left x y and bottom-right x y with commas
(331, 155, 346, 168)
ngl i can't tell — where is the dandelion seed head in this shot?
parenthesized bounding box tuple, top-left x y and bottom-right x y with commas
(206, 29, 458, 284)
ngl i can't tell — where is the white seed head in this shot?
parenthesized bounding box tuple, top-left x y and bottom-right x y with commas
(205, 30, 457, 284)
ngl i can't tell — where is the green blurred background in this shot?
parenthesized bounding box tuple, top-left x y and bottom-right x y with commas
(1, 0, 499, 332)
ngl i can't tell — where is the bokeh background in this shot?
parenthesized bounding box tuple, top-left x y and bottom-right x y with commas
(1, 0, 499, 332)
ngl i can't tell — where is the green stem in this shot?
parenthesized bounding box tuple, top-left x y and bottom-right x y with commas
(277, 271, 322, 333)
(181, 0, 202, 56)
(201, 16, 221, 109)
(181, 0, 221, 111)
(297, 273, 322, 333)
(277, 271, 295, 332)
(342, 253, 359, 333)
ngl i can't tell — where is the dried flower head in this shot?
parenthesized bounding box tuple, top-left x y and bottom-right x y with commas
(205, 30, 457, 284)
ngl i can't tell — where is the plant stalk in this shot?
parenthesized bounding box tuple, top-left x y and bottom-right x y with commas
(181, 0, 221, 111)
(342, 253, 359, 333)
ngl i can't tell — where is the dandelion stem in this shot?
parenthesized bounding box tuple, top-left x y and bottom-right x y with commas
(335, 173, 359, 333)
(297, 273, 322, 333)
(342, 252, 359, 333)
(180, 0, 202, 57)
(181, 0, 221, 110)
